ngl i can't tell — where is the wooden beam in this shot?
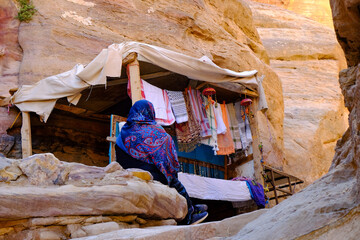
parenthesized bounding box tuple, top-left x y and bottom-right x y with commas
(54, 103, 95, 115)
(21, 112, 32, 158)
(122, 52, 138, 66)
(270, 169, 279, 204)
(126, 54, 142, 105)
(210, 82, 258, 97)
(100, 71, 172, 88)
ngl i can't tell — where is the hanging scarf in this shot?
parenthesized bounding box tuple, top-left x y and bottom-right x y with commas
(166, 90, 188, 124)
(187, 89, 211, 138)
(118, 100, 179, 183)
(175, 91, 201, 152)
(201, 96, 218, 154)
(214, 104, 226, 134)
(216, 103, 235, 155)
(235, 101, 253, 151)
(226, 103, 242, 150)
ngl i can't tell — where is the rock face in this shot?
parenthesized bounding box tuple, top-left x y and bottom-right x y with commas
(0, 0, 284, 171)
(251, 0, 334, 28)
(330, 0, 360, 67)
(249, 1, 348, 184)
(0, 0, 21, 136)
(0, 153, 187, 239)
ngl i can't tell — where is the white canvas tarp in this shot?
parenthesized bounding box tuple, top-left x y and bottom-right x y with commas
(9, 41, 267, 122)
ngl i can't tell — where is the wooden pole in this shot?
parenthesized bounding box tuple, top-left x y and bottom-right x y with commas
(21, 111, 32, 158)
(270, 169, 279, 204)
(125, 53, 142, 105)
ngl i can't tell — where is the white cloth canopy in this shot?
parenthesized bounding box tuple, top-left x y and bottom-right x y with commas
(177, 172, 251, 201)
(10, 41, 267, 122)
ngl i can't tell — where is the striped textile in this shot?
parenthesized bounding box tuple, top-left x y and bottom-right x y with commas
(216, 103, 235, 155)
(166, 90, 188, 124)
(201, 96, 218, 154)
(175, 91, 201, 152)
(226, 103, 242, 150)
(187, 89, 211, 138)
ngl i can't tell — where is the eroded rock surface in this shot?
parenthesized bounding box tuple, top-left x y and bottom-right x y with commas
(252, 0, 334, 28)
(0, 0, 284, 171)
(0, 153, 187, 239)
(249, 1, 348, 184)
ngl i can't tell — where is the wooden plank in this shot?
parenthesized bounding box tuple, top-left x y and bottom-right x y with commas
(275, 187, 293, 195)
(122, 52, 138, 66)
(270, 169, 279, 204)
(102, 71, 173, 87)
(127, 56, 142, 105)
(288, 176, 293, 194)
(21, 112, 32, 158)
(210, 82, 258, 97)
(54, 103, 95, 115)
(195, 81, 207, 90)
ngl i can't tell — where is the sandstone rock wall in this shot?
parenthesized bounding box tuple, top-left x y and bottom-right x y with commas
(249, 1, 348, 184)
(0, 0, 284, 170)
(0, 0, 22, 136)
(252, 0, 334, 29)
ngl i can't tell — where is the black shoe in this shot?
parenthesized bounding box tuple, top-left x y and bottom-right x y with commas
(190, 211, 208, 225)
(194, 204, 208, 213)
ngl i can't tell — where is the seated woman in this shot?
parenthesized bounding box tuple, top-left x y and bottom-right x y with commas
(115, 100, 208, 225)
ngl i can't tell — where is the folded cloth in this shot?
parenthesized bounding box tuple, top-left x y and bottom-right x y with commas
(187, 89, 211, 138)
(232, 177, 265, 208)
(214, 104, 226, 134)
(175, 91, 201, 152)
(234, 101, 252, 151)
(201, 96, 218, 154)
(216, 103, 235, 155)
(166, 90, 188, 124)
(226, 103, 242, 150)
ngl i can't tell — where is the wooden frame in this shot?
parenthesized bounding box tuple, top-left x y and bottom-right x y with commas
(107, 114, 127, 163)
(262, 164, 304, 204)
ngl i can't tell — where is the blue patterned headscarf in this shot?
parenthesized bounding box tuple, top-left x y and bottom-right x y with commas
(117, 100, 180, 184)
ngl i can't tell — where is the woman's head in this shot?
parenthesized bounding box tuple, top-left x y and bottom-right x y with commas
(127, 100, 156, 124)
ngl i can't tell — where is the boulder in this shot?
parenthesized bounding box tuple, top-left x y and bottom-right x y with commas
(0, 154, 187, 222)
(71, 209, 267, 240)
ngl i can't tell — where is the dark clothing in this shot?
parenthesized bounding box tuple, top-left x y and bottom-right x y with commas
(115, 144, 193, 224)
(116, 145, 168, 185)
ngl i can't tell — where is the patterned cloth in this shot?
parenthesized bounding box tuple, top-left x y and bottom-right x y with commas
(234, 101, 253, 152)
(175, 91, 201, 152)
(226, 103, 242, 150)
(216, 103, 235, 155)
(116, 100, 180, 183)
(201, 96, 218, 154)
(187, 89, 211, 138)
(166, 90, 188, 124)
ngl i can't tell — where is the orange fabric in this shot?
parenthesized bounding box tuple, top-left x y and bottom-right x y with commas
(217, 103, 235, 155)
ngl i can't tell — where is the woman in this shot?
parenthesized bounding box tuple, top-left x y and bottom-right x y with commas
(115, 100, 208, 225)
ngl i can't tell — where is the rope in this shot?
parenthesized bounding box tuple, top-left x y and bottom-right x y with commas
(9, 112, 21, 129)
